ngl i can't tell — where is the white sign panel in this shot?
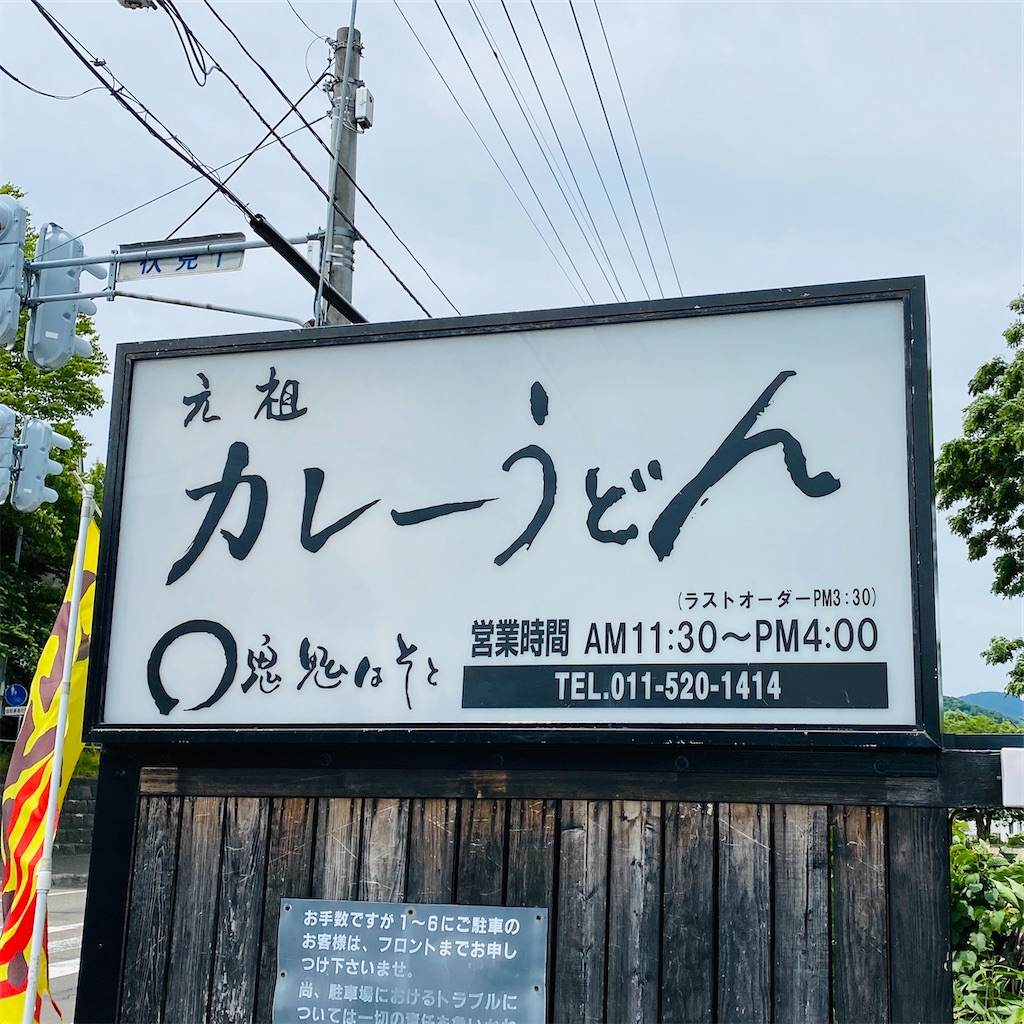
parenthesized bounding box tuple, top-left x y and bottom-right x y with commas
(116, 232, 244, 283)
(94, 283, 936, 740)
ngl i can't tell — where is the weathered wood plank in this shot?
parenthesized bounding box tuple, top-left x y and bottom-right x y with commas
(138, 749, 1000, 807)
(554, 800, 609, 1024)
(164, 796, 226, 1024)
(406, 798, 457, 903)
(717, 803, 771, 1022)
(455, 798, 506, 906)
(313, 797, 363, 900)
(208, 798, 269, 1024)
(606, 800, 661, 1024)
(831, 805, 889, 1023)
(661, 802, 715, 1024)
(505, 800, 557, 1024)
(120, 796, 180, 1024)
(505, 799, 557, 909)
(359, 798, 409, 903)
(888, 806, 952, 1023)
(773, 804, 829, 1024)
(254, 797, 317, 1023)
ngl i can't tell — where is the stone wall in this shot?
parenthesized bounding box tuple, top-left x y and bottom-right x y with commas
(55, 777, 97, 854)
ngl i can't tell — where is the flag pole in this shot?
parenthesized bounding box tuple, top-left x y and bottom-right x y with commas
(20, 484, 95, 1024)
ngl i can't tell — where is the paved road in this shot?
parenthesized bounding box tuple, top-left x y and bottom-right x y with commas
(39, 886, 86, 1024)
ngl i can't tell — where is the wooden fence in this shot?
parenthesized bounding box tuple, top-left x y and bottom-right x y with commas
(74, 748, 1007, 1024)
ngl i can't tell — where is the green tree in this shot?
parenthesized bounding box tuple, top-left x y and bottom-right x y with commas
(936, 293, 1024, 696)
(0, 183, 107, 687)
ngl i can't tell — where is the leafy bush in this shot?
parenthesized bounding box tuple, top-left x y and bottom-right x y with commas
(951, 820, 1024, 1021)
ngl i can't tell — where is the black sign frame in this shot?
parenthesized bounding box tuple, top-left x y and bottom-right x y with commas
(85, 276, 940, 750)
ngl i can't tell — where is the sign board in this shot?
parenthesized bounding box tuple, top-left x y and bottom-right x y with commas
(88, 278, 939, 747)
(272, 899, 547, 1024)
(3, 683, 27, 708)
(2, 707, 25, 719)
(116, 232, 244, 284)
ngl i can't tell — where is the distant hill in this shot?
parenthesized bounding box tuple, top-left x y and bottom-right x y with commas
(959, 691, 1024, 723)
(943, 695, 1021, 725)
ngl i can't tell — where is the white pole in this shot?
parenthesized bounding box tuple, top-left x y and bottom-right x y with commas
(20, 484, 94, 1024)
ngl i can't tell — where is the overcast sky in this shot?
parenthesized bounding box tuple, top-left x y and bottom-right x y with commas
(0, 0, 1021, 700)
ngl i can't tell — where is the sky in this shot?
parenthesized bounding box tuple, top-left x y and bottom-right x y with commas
(0, 0, 1021, 701)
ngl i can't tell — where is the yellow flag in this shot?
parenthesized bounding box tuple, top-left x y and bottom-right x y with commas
(0, 520, 99, 1024)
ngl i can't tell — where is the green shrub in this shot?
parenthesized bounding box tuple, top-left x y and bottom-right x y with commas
(951, 820, 1024, 1021)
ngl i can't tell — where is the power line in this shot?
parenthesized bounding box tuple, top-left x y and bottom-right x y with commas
(76, 116, 328, 243)
(0, 63, 104, 100)
(159, 0, 214, 87)
(529, 1, 649, 301)
(30, 2, 252, 219)
(497, 0, 627, 302)
(591, 0, 682, 296)
(167, 70, 331, 238)
(199, 0, 460, 315)
(431, 0, 594, 304)
(29, 1, 361, 323)
(568, 0, 663, 298)
(392, 0, 585, 306)
(156, 1, 436, 317)
(286, 0, 330, 42)
(467, 0, 622, 304)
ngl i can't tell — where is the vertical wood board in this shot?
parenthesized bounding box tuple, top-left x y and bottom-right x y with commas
(888, 806, 952, 1024)
(163, 796, 226, 1024)
(406, 797, 458, 904)
(553, 800, 609, 1024)
(831, 805, 890, 1024)
(606, 800, 662, 1024)
(717, 803, 772, 1022)
(661, 802, 715, 1024)
(313, 797, 363, 900)
(254, 797, 317, 1023)
(208, 797, 270, 1024)
(358, 797, 410, 903)
(119, 797, 181, 1024)
(772, 803, 830, 1024)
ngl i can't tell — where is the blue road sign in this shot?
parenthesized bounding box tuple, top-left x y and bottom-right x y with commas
(4, 683, 28, 708)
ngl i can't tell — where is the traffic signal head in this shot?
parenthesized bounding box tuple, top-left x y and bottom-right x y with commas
(10, 416, 72, 513)
(25, 223, 104, 371)
(0, 404, 15, 504)
(0, 195, 28, 351)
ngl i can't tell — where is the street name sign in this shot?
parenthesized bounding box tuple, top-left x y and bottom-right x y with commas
(116, 232, 245, 283)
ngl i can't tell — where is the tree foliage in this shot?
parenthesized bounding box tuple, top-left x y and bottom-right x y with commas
(936, 294, 1024, 696)
(0, 183, 107, 685)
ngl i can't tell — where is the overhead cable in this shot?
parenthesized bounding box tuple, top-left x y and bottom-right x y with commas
(156, 1, 435, 317)
(0, 63, 104, 100)
(76, 115, 328, 243)
(393, 0, 587, 306)
(200, 0, 460, 315)
(468, 0, 622, 304)
(568, 0, 662, 297)
(431, 0, 593, 304)
(167, 69, 331, 238)
(498, 0, 626, 303)
(286, 0, 331, 42)
(29, 0, 362, 324)
(159, 0, 214, 86)
(591, 0, 682, 295)
(529, 1, 649, 302)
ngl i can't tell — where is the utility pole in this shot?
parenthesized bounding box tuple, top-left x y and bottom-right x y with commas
(321, 25, 365, 325)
